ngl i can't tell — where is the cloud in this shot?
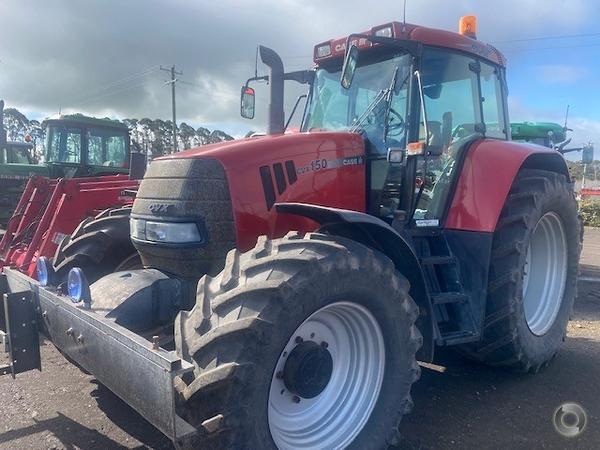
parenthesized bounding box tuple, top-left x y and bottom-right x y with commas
(0, 0, 598, 134)
(538, 65, 589, 84)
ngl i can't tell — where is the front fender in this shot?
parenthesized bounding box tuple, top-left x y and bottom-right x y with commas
(276, 202, 435, 362)
(446, 140, 570, 232)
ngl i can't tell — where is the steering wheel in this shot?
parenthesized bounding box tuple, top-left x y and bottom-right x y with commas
(386, 107, 405, 136)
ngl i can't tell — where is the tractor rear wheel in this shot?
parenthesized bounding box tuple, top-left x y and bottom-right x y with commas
(174, 232, 422, 449)
(460, 169, 580, 372)
(52, 207, 141, 284)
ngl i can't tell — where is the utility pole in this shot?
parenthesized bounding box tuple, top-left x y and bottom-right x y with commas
(160, 65, 182, 153)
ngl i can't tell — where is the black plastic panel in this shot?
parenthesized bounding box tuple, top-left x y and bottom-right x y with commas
(1, 290, 41, 377)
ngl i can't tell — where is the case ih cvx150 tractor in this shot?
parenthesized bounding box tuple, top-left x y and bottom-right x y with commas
(1, 16, 584, 449)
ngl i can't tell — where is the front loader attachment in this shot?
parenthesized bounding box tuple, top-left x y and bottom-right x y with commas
(0, 175, 139, 278)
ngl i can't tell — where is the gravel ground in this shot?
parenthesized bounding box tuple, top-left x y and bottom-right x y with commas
(1, 229, 600, 449)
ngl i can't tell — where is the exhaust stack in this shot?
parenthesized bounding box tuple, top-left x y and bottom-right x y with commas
(259, 45, 285, 135)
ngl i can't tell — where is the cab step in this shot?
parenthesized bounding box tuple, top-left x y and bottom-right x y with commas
(438, 330, 479, 346)
(430, 292, 469, 305)
(420, 255, 456, 265)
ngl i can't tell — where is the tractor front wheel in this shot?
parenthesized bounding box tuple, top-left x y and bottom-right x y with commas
(175, 232, 422, 449)
(460, 169, 581, 372)
(52, 207, 142, 285)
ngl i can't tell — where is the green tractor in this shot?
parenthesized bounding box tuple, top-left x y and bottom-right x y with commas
(511, 121, 594, 163)
(510, 121, 567, 148)
(0, 100, 132, 225)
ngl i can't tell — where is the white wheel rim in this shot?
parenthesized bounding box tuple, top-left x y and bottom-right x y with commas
(268, 301, 385, 449)
(522, 212, 568, 336)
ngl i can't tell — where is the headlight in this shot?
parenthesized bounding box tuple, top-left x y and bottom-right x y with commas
(373, 25, 394, 38)
(67, 267, 89, 304)
(130, 217, 146, 240)
(130, 218, 204, 244)
(315, 43, 332, 58)
(36, 256, 51, 286)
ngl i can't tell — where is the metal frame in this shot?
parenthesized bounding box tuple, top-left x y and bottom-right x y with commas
(0, 175, 139, 277)
(1, 268, 197, 444)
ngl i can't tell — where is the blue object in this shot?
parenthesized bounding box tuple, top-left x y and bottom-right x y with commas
(67, 268, 86, 303)
(37, 257, 50, 286)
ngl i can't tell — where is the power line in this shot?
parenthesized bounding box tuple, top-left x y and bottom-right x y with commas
(492, 31, 600, 44)
(500, 41, 600, 54)
(71, 79, 149, 106)
(179, 79, 202, 88)
(65, 66, 157, 107)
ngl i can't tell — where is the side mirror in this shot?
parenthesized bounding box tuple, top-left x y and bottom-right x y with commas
(240, 86, 255, 119)
(340, 45, 359, 89)
(582, 144, 594, 164)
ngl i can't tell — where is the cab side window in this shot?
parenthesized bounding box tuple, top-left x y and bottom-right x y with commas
(87, 131, 128, 167)
(480, 62, 507, 139)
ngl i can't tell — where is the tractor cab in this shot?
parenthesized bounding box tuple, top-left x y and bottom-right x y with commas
(43, 114, 131, 178)
(243, 18, 509, 228)
(306, 20, 509, 226)
(0, 141, 35, 165)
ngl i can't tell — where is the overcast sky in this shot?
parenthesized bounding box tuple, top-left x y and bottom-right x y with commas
(1, 0, 599, 146)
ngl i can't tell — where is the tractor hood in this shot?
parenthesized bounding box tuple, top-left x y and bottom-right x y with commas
(157, 131, 364, 172)
(132, 131, 367, 278)
(0, 163, 48, 180)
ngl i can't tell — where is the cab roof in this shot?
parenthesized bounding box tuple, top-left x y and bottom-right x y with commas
(314, 21, 506, 67)
(43, 113, 129, 130)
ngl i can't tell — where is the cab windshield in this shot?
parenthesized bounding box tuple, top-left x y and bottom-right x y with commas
(46, 126, 82, 163)
(45, 125, 128, 166)
(6, 146, 33, 164)
(302, 53, 412, 154)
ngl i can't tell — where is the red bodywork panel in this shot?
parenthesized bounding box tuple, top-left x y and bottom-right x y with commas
(314, 22, 505, 67)
(160, 132, 366, 251)
(0, 175, 138, 278)
(446, 140, 567, 232)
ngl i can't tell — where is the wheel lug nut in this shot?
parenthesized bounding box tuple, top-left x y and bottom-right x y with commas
(276, 371, 284, 379)
(295, 336, 303, 344)
(292, 395, 301, 403)
(321, 341, 328, 349)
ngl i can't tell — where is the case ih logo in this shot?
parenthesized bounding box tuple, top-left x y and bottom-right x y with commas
(148, 203, 174, 215)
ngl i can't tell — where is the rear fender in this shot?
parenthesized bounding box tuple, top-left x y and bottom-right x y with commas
(446, 140, 570, 232)
(276, 202, 435, 362)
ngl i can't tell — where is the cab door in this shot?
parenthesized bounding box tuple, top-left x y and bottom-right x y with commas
(84, 127, 130, 175)
(411, 48, 508, 227)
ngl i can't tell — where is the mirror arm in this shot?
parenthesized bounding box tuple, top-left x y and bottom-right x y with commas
(284, 70, 315, 85)
(244, 75, 269, 87)
(284, 94, 308, 130)
(558, 146, 591, 155)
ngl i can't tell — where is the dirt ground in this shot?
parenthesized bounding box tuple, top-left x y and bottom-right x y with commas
(1, 230, 600, 449)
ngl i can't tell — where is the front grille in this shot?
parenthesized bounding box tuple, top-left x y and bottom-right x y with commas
(131, 158, 236, 279)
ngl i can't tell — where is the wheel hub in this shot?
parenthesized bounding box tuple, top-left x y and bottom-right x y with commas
(283, 340, 333, 399)
(268, 301, 386, 449)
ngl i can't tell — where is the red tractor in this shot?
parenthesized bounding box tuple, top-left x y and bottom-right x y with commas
(1, 16, 582, 449)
